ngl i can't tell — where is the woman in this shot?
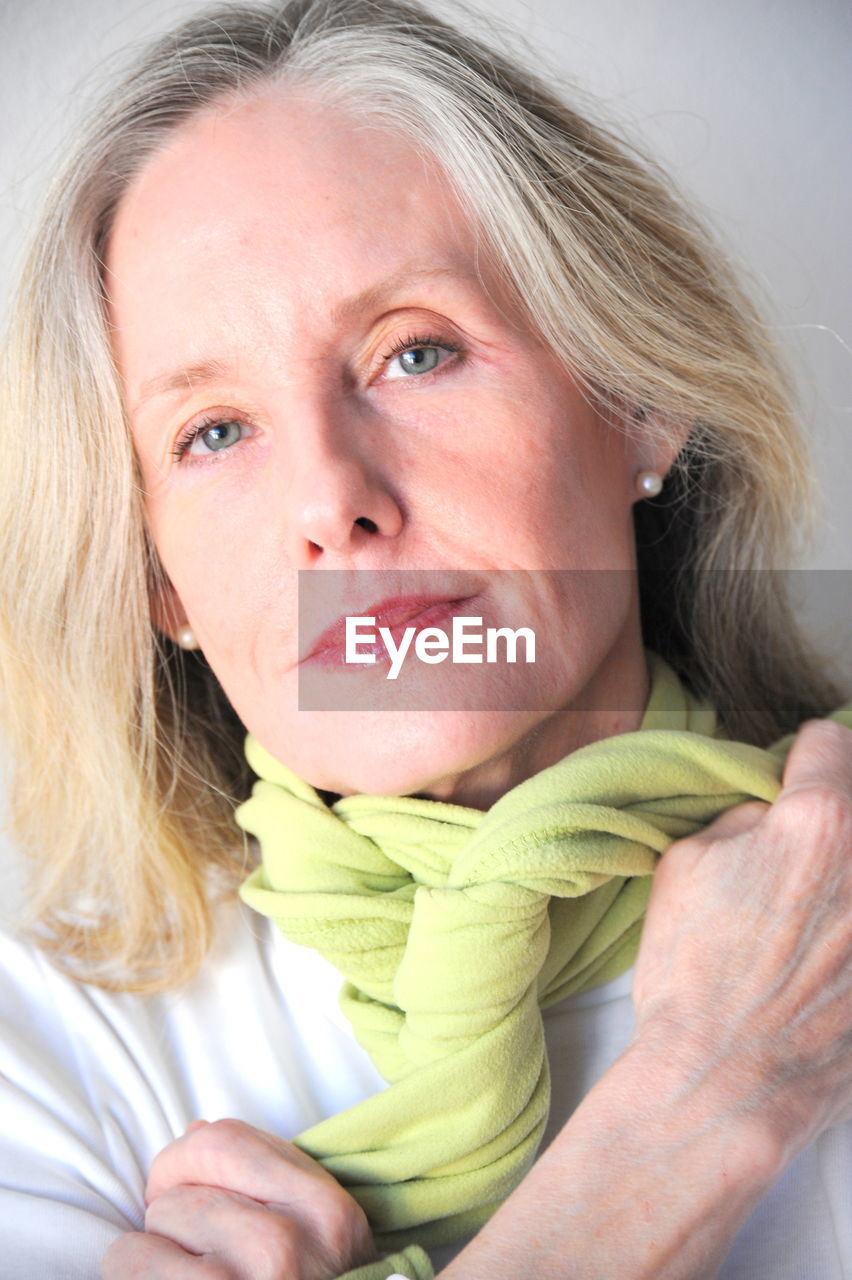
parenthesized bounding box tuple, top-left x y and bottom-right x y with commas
(0, 1, 850, 1276)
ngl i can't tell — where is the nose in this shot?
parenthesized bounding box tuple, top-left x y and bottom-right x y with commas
(282, 401, 404, 566)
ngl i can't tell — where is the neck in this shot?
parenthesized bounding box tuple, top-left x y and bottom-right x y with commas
(411, 627, 651, 811)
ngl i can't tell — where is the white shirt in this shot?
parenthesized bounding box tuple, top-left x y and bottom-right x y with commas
(0, 899, 849, 1278)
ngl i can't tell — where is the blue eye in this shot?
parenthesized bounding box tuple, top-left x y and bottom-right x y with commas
(174, 418, 248, 460)
(389, 346, 441, 377)
(382, 333, 462, 381)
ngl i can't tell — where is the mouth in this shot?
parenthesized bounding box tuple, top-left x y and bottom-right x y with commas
(302, 593, 478, 669)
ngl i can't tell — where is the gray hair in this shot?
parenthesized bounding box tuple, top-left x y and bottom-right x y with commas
(0, 0, 841, 989)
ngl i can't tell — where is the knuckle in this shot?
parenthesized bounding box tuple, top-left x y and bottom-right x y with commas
(182, 1116, 253, 1165)
(811, 780, 852, 826)
(787, 720, 852, 789)
(101, 1233, 148, 1276)
(197, 1265, 233, 1280)
(653, 836, 699, 881)
(101, 1237, 125, 1269)
(319, 1187, 359, 1246)
(695, 800, 771, 844)
(146, 1140, 173, 1183)
(776, 780, 852, 841)
(249, 1215, 302, 1272)
(731, 799, 773, 823)
(313, 1184, 368, 1255)
(145, 1181, 220, 1229)
(200, 1116, 251, 1146)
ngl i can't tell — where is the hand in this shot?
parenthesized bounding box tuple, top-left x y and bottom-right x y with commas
(101, 1118, 377, 1279)
(440, 724, 852, 1280)
(632, 718, 852, 1166)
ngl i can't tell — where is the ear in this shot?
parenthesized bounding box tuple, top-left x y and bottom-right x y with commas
(625, 403, 692, 493)
(148, 573, 191, 645)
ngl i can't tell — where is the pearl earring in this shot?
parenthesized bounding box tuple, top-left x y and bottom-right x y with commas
(176, 625, 199, 651)
(636, 470, 663, 498)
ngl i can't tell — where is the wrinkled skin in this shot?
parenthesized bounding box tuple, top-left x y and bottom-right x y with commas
(103, 720, 852, 1278)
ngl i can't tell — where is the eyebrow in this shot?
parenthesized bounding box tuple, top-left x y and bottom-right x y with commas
(129, 265, 476, 415)
(132, 358, 233, 414)
(329, 265, 467, 326)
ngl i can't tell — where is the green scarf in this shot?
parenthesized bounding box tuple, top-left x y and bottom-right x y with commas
(236, 654, 850, 1279)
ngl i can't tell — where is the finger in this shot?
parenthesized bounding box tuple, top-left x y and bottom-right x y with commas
(185, 1119, 211, 1135)
(144, 1119, 375, 1272)
(146, 1118, 322, 1205)
(145, 1185, 304, 1280)
(682, 799, 770, 847)
(102, 1229, 213, 1277)
(145, 1119, 362, 1255)
(768, 721, 852, 862)
(779, 719, 852, 797)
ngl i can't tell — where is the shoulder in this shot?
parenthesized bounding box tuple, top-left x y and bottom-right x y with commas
(0, 899, 388, 1276)
(0, 897, 386, 1164)
(0, 921, 151, 1274)
(0, 900, 287, 1275)
(0, 899, 281, 1112)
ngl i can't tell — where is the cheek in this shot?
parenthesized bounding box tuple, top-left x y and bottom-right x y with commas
(529, 564, 636, 668)
(145, 482, 284, 651)
(540, 424, 636, 566)
(483, 432, 636, 572)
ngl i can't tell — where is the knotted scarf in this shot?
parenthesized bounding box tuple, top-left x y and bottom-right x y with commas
(236, 654, 851, 1278)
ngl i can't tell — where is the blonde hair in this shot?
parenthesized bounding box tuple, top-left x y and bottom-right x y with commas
(0, 0, 842, 991)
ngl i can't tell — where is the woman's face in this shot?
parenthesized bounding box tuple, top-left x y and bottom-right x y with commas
(108, 89, 670, 805)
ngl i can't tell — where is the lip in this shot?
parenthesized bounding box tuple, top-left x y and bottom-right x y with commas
(303, 593, 477, 668)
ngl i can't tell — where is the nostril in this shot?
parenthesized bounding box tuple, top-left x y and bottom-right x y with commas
(355, 517, 378, 533)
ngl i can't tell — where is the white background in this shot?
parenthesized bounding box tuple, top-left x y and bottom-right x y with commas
(1, 0, 850, 911)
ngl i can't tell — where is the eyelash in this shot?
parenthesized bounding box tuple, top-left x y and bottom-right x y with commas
(170, 332, 464, 462)
(380, 331, 463, 367)
(171, 413, 250, 462)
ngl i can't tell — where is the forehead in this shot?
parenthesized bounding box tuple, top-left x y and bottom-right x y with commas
(105, 88, 482, 362)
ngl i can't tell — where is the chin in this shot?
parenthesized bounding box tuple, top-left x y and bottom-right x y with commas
(279, 705, 542, 800)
